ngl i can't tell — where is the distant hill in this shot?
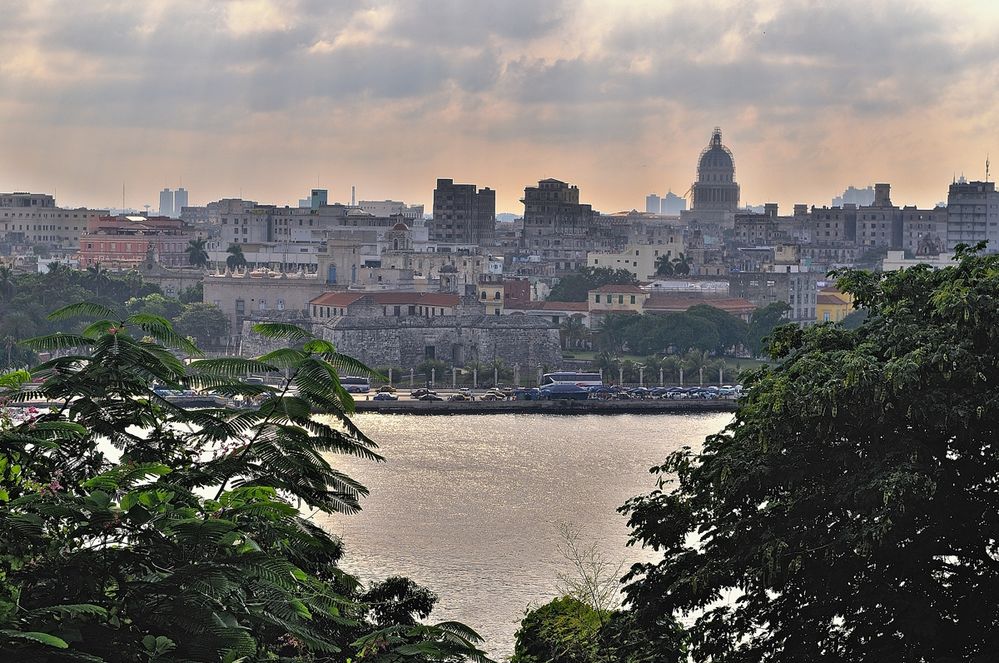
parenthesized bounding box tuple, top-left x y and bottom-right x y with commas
(496, 213, 520, 222)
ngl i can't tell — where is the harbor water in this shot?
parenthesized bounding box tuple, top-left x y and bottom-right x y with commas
(315, 412, 731, 658)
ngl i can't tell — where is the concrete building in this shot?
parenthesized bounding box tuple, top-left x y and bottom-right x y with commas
(945, 179, 999, 252)
(661, 190, 687, 215)
(521, 178, 601, 273)
(587, 239, 683, 280)
(159, 189, 174, 217)
(431, 179, 496, 246)
(204, 268, 328, 334)
(645, 194, 661, 214)
(729, 270, 818, 326)
(0, 192, 107, 250)
(359, 200, 424, 220)
(816, 287, 854, 323)
(690, 128, 740, 213)
(832, 185, 875, 208)
(881, 251, 952, 271)
(174, 188, 189, 213)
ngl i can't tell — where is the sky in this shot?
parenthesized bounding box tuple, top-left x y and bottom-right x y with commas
(2, 0, 999, 214)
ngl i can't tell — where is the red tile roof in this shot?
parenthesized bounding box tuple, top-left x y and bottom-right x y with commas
(310, 292, 364, 307)
(506, 301, 589, 312)
(643, 295, 756, 316)
(817, 293, 850, 305)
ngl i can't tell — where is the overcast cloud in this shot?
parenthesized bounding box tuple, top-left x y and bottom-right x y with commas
(2, 0, 998, 212)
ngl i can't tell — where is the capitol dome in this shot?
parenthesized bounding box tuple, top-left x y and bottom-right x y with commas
(691, 127, 740, 212)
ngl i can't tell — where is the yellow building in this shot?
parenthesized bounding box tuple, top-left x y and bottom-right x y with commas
(477, 282, 505, 315)
(589, 284, 649, 315)
(586, 240, 683, 280)
(816, 287, 854, 323)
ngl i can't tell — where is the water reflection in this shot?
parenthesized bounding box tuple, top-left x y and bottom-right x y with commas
(316, 413, 730, 657)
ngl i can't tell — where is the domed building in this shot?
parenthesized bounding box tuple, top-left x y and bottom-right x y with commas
(690, 127, 740, 212)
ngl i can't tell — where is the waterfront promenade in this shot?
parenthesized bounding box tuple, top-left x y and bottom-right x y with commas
(352, 398, 737, 415)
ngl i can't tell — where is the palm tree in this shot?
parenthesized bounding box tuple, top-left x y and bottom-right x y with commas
(226, 244, 247, 270)
(85, 263, 110, 299)
(654, 254, 675, 277)
(185, 237, 210, 269)
(0, 265, 15, 302)
(671, 252, 693, 276)
(559, 315, 588, 350)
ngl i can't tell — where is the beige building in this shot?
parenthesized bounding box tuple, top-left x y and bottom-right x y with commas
(589, 284, 648, 314)
(0, 192, 107, 250)
(587, 238, 683, 280)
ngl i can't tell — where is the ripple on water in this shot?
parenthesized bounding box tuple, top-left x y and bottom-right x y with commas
(315, 412, 731, 658)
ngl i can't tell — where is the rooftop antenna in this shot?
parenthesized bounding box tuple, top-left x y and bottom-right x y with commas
(351, 185, 356, 207)
(987, 154, 991, 183)
(122, 181, 125, 212)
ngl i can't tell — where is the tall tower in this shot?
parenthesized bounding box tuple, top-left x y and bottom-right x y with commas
(173, 187, 189, 214)
(159, 188, 174, 217)
(690, 127, 740, 212)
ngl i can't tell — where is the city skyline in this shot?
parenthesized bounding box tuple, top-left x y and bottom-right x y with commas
(3, 1, 999, 213)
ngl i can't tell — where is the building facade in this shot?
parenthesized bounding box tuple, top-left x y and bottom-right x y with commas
(690, 128, 740, 212)
(431, 179, 496, 246)
(0, 192, 107, 250)
(521, 178, 601, 273)
(79, 216, 194, 269)
(946, 180, 999, 252)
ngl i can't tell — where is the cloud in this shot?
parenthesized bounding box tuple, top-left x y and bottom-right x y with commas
(2, 0, 999, 213)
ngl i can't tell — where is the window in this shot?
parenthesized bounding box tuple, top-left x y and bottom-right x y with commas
(595, 294, 601, 303)
(630, 295, 636, 304)
(618, 295, 624, 304)
(393, 306, 401, 317)
(235, 299, 245, 315)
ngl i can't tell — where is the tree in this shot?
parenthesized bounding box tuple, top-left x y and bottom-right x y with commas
(745, 301, 791, 356)
(559, 315, 588, 351)
(226, 243, 248, 270)
(670, 252, 692, 276)
(173, 302, 230, 350)
(654, 255, 674, 277)
(185, 237, 210, 269)
(620, 246, 999, 662)
(0, 304, 489, 661)
(0, 265, 14, 303)
(685, 304, 748, 354)
(512, 597, 604, 663)
(548, 268, 638, 302)
(85, 263, 110, 299)
(178, 282, 204, 304)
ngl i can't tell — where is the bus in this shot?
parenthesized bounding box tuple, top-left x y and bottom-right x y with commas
(540, 372, 603, 387)
(340, 376, 371, 393)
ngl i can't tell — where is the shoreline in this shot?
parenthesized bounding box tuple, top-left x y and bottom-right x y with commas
(351, 398, 738, 415)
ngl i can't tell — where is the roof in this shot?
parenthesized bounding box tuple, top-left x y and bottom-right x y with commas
(643, 295, 756, 315)
(817, 293, 851, 306)
(309, 291, 460, 308)
(506, 301, 589, 312)
(391, 222, 410, 231)
(591, 284, 646, 294)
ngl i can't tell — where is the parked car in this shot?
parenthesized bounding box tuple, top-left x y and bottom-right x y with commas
(411, 388, 437, 399)
(541, 384, 590, 401)
(378, 385, 397, 393)
(513, 388, 542, 400)
(373, 392, 398, 401)
(447, 393, 470, 402)
(419, 393, 445, 401)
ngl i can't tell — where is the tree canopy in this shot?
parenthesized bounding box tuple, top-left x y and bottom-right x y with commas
(0, 304, 489, 662)
(620, 245, 999, 662)
(547, 267, 638, 302)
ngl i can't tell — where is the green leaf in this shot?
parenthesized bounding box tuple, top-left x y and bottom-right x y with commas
(0, 630, 70, 648)
(251, 322, 313, 341)
(47, 302, 120, 322)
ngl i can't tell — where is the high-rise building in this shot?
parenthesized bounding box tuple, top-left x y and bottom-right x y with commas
(521, 178, 598, 273)
(946, 179, 999, 252)
(431, 179, 496, 246)
(690, 128, 740, 212)
(159, 188, 174, 217)
(173, 187, 189, 213)
(661, 190, 686, 215)
(310, 189, 328, 209)
(0, 192, 107, 249)
(645, 194, 661, 214)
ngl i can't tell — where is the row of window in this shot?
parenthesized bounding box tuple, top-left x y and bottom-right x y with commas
(593, 294, 637, 304)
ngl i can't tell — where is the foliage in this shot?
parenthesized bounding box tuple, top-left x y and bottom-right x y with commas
(619, 246, 999, 662)
(0, 304, 490, 662)
(594, 308, 747, 357)
(185, 238, 210, 269)
(547, 268, 638, 303)
(512, 597, 604, 663)
(745, 301, 791, 356)
(173, 303, 230, 350)
(225, 244, 248, 270)
(178, 282, 204, 304)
